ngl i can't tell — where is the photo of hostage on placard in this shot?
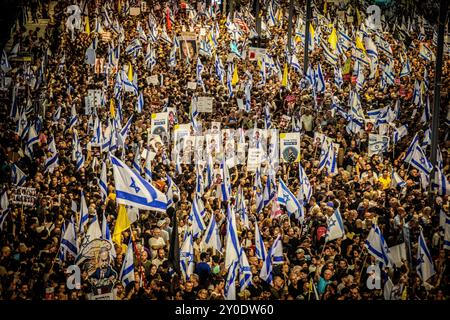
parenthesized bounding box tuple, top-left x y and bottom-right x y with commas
(179, 36, 197, 62)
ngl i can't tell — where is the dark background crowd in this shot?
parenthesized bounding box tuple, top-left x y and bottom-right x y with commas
(0, 0, 449, 300)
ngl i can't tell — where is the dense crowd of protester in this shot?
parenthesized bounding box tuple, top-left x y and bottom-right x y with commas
(0, 0, 449, 300)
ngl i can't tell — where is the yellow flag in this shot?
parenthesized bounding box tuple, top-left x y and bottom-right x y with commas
(127, 62, 133, 81)
(84, 16, 90, 34)
(309, 24, 315, 40)
(282, 63, 288, 87)
(342, 57, 352, 75)
(328, 27, 338, 51)
(110, 98, 115, 118)
(356, 36, 366, 54)
(232, 65, 239, 86)
(323, 1, 327, 15)
(112, 204, 131, 245)
(356, 8, 362, 26)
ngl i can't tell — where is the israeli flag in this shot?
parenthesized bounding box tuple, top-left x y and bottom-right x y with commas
(136, 91, 144, 114)
(254, 221, 267, 261)
(432, 166, 450, 196)
(419, 43, 435, 62)
(325, 208, 345, 242)
(44, 136, 59, 173)
(166, 174, 180, 208)
(399, 56, 411, 78)
(120, 238, 135, 287)
(99, 161, 108, 201)
(189, 196, 206, 238)
(299, 163, 312, 203)
(110, 155, 167, 212)
(391, 170, 406, 188)
(78, 191, 89, 233)
(260, 235, 283, 285)
(334, 66, 343, 88)
(224, 259, 239, 300)
(202, 214, 221, 252)
(416, 230, 435, 282)
(277, 178, 302, 219)
(180, 231, 195, 280)
(11, 164, 27, 186)
(393, 125, 408, 144)
(60, 217, 78, 259)
(238, 247, 253, 291)
(225, 204, 241, 269)
(404, 133, 420, 163)
(368, 134, 389, 157)
(365, 224, 392, 267)
(314, 63, 326, 94)
(444, 216, 450, 250)
(409, 144, 433, 175)
(217, 159, 231, 202)
(420, 95, 431, 124)
(412, 80, 422, 106)
(290, 54, 302, 72)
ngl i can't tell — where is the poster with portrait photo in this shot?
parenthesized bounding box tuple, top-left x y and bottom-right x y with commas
(210, 122, 221, 134)
(280, 132, 301, 163)
(236, 142, 246, 165)
(194, 135, 205, 162)
(248, 128, 267, 151)
(151, 112, 169, 143)
(166, 107, 178, 126)
(178, 32, 197, 62)
(206, 133, 221, 161)
(181, 136, 195, 164)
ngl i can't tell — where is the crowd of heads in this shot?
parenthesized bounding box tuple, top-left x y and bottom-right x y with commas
(0, 0, 449, 300)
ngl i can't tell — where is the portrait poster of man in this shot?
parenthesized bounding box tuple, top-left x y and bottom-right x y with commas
(280, 132, 301, 163)
(151, 112, 169, 143)
(248, 128, 267, 151)
(206, 133, 221, 161)
(178, 32, 197, 62)
(75, 239, 118, 300)
(194, 135, 205, 162)
(182, 136, 195, 164)
(211, 121, 221, 134)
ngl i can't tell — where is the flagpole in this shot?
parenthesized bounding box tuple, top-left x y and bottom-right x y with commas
(429, 0, 448, 195)
(287, 0, 294, 54)
(303, 0, 312, 76)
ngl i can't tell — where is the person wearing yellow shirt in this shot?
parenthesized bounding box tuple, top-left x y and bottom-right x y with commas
(378, 170, 391, 190)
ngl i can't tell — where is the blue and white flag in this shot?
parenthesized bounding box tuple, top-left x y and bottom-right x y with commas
(102, 212, 116, 258)
(79, 191, 89, 233)
(120, 238, 135, 286)
(44, 136, 59, 173)
(444, 216, 450, 250)
(225, 204, 241, 269)
(299, 163, 312, 203)
(393, 125, 408, 145)
(11, 164, 27, 186)
(136, 91, 144, 114)
(110, 155, 167, 212)
(368, 134, 389, 157)
(99, 161, 108, 201)
(224, 259, 239, 300)
(1, 50, 11, 73)
(399, 56, 411, 78)
(189, 196, 206, 238)
(25, 125, 39, 157)
(202, 214, 221, 252)
(218, 159, 231, 202)
(391, 170, 406, 188)
(196, 57, 206, 92)
(60, 217, 78, 259)
(412, 80, 422, 106)
(420, 95, 431, 124)
(254, 221, 267, 261)
(260, 235, 283, 285)
(334, 65, 343, 88)
(277, 178, 302, 219)
(422, 127, 432, 147)
(404, 133, 420, 163)
(238, 247, 253, 291)
(325, 208, 345, 242)
(236, 186, 250, 229)
(409, 144, 433, 175)
(416, 230, 435, 282)
(419, 43, 435, 62)
(432, 166, 450, 196)
(180, 231, 195, 280)
(314, 63, 326, 94)
(365, 224, 392, 267)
